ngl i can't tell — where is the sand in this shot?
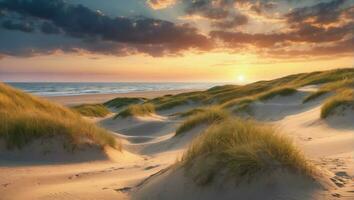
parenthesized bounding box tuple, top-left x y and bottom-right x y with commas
(1, 88, 353, 200)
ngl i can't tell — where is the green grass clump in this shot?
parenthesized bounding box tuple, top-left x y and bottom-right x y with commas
(320, 89, 354, 119)
(115, 103, 155, 118)
(181, 119, 313, 185)
(258, 87, 297, 101)
(72, 104, 110, 117)
(175, 107, 230, 136)
(0, 83, 118, 150)
(303, 90, 329, 103)
(104, 97, 145, 109)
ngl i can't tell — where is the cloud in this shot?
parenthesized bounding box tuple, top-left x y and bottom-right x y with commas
(0, 0, 212, 56)
(40, 21, 61, 34)
(211, 13, 248, 29)
(0, 0, 352, 59)
(250, 1, 277, 14)
(147, 0, 177, 9)
(208, 0, 354, 57)
(210, 21, 354, 56)
(1, 19, 34, 32)
(266, 37, 354, 58)
(286, 0, 348, 26)
(182, 0, 250, 29)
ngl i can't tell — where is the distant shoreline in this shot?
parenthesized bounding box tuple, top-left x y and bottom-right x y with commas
(45, 89, 199, 106)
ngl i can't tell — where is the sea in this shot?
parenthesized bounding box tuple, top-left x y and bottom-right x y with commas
(7, 82, 224, 97)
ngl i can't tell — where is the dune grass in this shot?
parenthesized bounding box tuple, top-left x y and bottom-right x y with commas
(115, 103, 155, 118)
(104, 97, 145, 109)
(258, 87, 297, 101)
(179, 107, 209, 118)
(0, 83, 118, 150)
(320, 89, 354, 119)
(320, 78, 354, 91)
(180, 118, 313, 185)
(175, 107, 230, 136)
(221, 97, 254, 109)
(303, 90, 329, 103)
(72, 104, 110, 117)
(142, 69, 353, 110)
(294, 68, 354, 86)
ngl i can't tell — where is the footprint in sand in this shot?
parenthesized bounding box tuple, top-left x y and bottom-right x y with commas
(335, 171, 352, 179)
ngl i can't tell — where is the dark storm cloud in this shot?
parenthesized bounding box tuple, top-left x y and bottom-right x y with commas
(0, 0, 212, 56)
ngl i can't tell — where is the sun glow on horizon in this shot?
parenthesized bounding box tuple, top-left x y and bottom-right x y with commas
(237, 74, 246, 83)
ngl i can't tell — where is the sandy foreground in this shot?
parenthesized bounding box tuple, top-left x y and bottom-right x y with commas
(0, 88, 353, 200)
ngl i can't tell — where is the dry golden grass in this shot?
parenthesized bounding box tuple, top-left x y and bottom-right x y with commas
(72, 104, 110, 117)
(175, 107, 230, 136)
(257, 87, 297, 101)
(115, 103, 155, 118)
(0, 83, 118, 150)
(321, 89, 354, 119)
(181, 118, 314, 185)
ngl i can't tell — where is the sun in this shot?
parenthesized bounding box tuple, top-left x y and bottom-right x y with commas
(237, 74, 245, 83)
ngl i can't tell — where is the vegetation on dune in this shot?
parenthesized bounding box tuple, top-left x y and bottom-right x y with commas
(120, 69, 353, 114)
(320, 89, 354, 119)
(72, 104, 110, 117)
(175, 107, 230, 136)
(179, 107, 210, 118)
(303, 90, 329, 103)
(258, 87, 297, 101)
(180, 119, 313, 185)
(115, 103, 155, 118)
(148, 91, 206, 110)
(292, 68, 354, 86)
(320, 78, 354, 91)
(0, 83, 118, 150)
(104, 97, 145, 109)
(221, 97, 254, 109)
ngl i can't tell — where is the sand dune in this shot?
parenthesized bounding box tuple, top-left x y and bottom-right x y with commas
(1, 70, 353, 200)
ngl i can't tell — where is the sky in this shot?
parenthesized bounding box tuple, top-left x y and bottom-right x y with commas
(0, 0, 353, 83)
